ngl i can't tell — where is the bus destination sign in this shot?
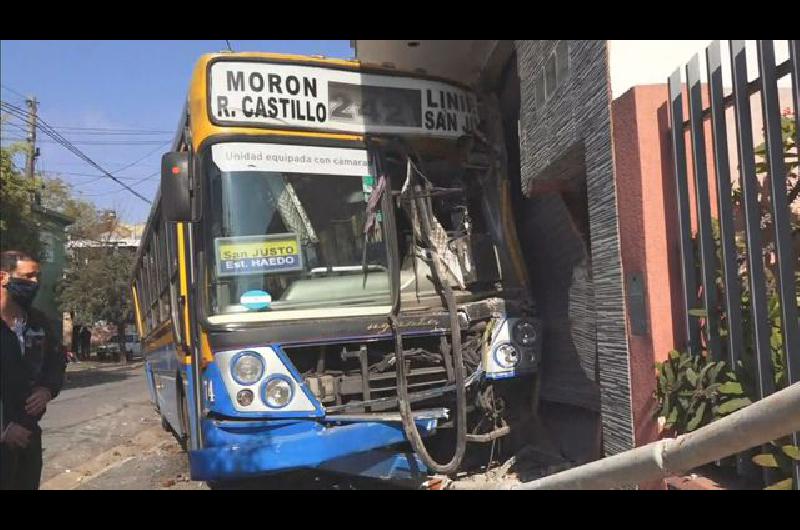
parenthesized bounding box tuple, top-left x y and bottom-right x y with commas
(209, 60, 480, 138)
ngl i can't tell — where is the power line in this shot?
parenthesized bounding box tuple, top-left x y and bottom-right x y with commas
(4, 118, 170, 169)
(2, 136, 168, 146)
(78, 169, 160, 196)
(3, 123, 28, 134)
(39, 169, 157, 182)
(0, 83, 28, 101)
(100, 140, 171, 173)
(47, 126, 173, 134)
(1, 100, 152, 203)
(4, 125, 171, 137)
(48, 131, 172, 137)
(1, 122, 30, 135)
(29, 159, 158, 168)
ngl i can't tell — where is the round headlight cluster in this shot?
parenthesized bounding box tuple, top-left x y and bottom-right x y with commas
(494, 343, 519, 369)
(263, 375, 295, 409)
(512, 320, 538, 347)
(231, 351, 265, 385)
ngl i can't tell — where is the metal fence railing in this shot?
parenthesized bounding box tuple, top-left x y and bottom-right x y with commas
(667, 40, 799, 489)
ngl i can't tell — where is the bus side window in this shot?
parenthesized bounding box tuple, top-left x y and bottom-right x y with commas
(155, 218, 170, 324)
(142, 246, 152, 335)
(166, 221, 185, 346)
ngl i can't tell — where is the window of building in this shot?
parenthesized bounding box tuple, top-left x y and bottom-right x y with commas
(545, 51, 557, 99)
(535, 72, 545, 109)
(556, 40, 569, 85)
(536, 40, 570, 108)
(40, 232, 55, 263)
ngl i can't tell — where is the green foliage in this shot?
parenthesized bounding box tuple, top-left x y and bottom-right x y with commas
(764, 478, 793, 490)
(751, 440, 800, 489)
(40, 177, 107, 240)
(1, 114, 104, 255)
(56, 246, 135, 329)
(655, 350, 749, 435)
(0, 139, 41, 256)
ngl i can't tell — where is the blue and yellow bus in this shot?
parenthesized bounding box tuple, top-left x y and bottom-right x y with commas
(131, 51, 542, 485)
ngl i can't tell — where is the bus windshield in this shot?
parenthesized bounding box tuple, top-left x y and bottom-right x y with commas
(205, 143, 391, 320)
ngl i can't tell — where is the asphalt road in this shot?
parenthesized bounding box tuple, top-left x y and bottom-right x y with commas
(37, 362, 203, 489)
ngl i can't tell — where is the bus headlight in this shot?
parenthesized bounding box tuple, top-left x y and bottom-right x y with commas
(236, 389, 254, 406)
(512, 320, 538, 347)
(494, 343, 519, 369)
(231, 351, 265, 386)
(263, 375, 295, 409)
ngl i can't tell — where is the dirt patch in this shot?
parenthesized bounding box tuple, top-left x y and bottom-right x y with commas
(41, 426, 166, 490)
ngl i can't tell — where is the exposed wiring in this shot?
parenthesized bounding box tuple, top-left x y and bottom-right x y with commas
(388, 147, 468, 475)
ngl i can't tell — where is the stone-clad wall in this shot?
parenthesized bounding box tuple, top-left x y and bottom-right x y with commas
(515, 40, 634, 456)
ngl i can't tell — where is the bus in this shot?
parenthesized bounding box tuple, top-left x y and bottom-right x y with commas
(131, 51, 542, 485)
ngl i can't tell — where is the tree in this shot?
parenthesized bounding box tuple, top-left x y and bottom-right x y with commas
(40, 177, 107, 241)
(56, 245, 135, 364)
(0, 138, 41, 256)
(39, 174, 138, 364)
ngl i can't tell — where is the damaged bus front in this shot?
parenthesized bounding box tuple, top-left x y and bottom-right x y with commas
(134, 52, 543, 484)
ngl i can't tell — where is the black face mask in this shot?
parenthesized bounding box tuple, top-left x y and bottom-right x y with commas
(5, 277, 40, 309)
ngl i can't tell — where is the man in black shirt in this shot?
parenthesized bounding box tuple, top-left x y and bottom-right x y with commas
(1, 250, 66, 490)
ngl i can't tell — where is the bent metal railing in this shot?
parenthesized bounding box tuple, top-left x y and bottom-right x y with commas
(442, 381, 800, 489)
(667, 40, 799, 489)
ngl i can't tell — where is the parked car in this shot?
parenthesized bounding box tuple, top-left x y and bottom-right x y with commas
(99, 334, 142, 361)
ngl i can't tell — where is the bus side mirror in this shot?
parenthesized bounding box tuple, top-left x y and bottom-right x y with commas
(161, 152, 192, 222)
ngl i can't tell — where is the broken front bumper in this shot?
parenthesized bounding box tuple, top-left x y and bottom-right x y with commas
(188, 416, 436, 482)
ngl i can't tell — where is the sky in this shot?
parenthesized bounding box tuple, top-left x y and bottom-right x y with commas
(0, 40, 353, 224)
(608, 40, 793, 99)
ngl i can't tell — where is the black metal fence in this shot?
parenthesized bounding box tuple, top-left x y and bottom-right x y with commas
(667, 40, 799, 489)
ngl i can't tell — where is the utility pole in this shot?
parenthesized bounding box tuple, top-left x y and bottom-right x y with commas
(25, 97, 41, 205)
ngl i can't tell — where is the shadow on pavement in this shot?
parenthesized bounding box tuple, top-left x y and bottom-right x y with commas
(63, 366, 141, 391)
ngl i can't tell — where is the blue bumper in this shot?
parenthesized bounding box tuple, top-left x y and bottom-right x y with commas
(189, 418, 434, 482)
